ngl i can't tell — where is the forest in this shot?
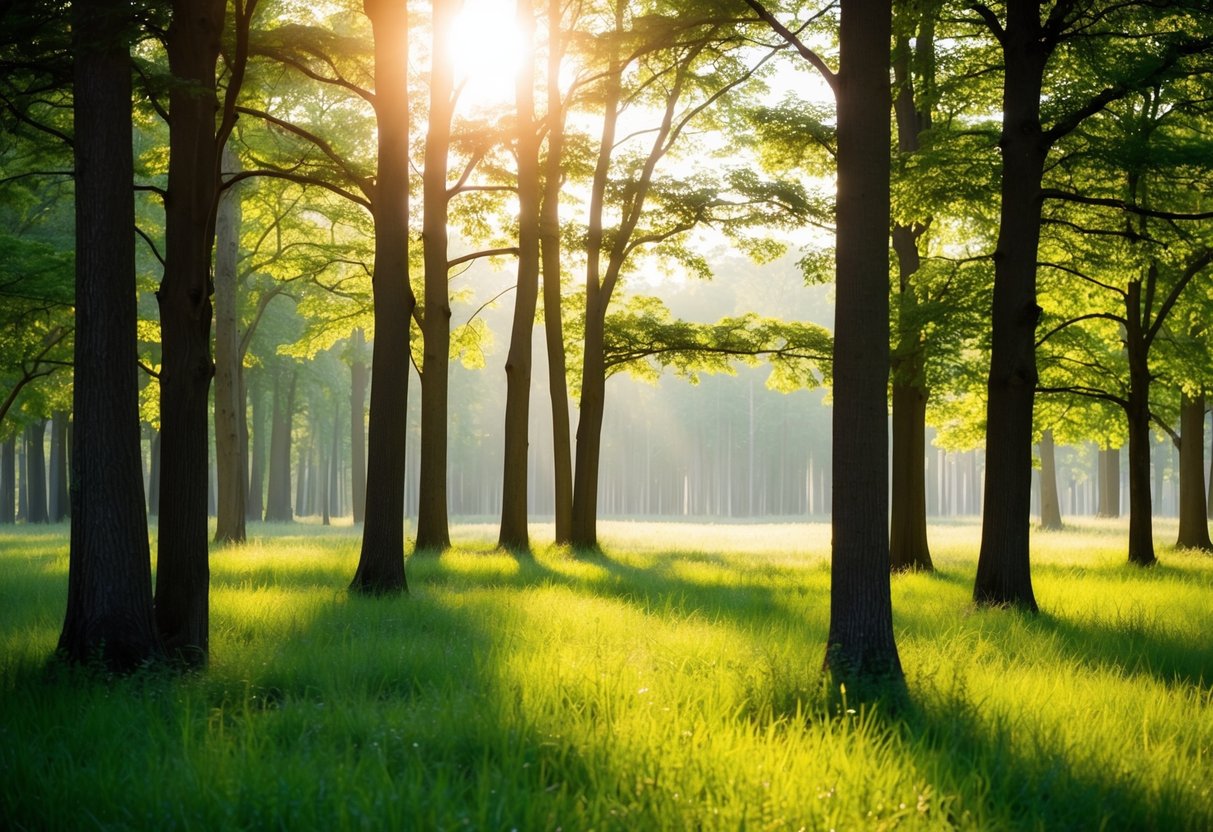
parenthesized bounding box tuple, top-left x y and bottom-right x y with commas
(2, 0, 1212, 829)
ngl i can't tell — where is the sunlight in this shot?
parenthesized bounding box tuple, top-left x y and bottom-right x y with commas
(450, 0, 525, 111)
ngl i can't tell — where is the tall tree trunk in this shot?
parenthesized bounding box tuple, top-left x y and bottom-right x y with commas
(1038, 429, 1063, 529)
(350, 0, 415, 593)
(246, 372, 265, 520)
(889, 378, 931, 570)
(263, 369, 296, 522)
(59, 0, 160, 669)
(213, 144, 245, 543)
(328, 399, 340, 521)
(1207, 408, 1212, 520)
(25, 421, 48, 524)
(888, 11, 935, 572)
(540, 0, 573, 544)
(824, 0, 902, 687)
(1124, 280, 1156, 565)
(414, 0, 457, 553)
(0, 436, 14, 524)
(499, 0, 542, 551)
(155, 0, 226, 665)
(974, 0, 1048, 611)
(349, 328, 368, 524)
(296, 431, 311, 516)
(49, 410, 69, 521)
(1176, 391, 1211, 550)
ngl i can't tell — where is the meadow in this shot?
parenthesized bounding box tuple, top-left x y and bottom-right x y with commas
(1, 518, 1211, 830)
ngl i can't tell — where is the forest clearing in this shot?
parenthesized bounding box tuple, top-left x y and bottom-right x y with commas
(2, 518, 1211, 830)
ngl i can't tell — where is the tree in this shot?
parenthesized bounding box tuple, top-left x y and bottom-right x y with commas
(58, 0, 160, 670)
(747, 0, 903, 686)
(349, 0, 415, 593)
(1176, 391, 1212, 550)
(498, 0, 542, 551)
(213, 144, 245, 543)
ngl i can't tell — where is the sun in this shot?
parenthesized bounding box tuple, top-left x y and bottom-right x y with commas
(449, 0, 526, 111)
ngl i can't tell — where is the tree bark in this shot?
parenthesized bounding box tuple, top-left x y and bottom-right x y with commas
(0, 436, 14, 524)
(824, 0, 902, 688)
(349, 0, 414, 593)
(349, 328, 368, 524)
(1124, 279, 1157, 566)
(246, 371, 265, 521)
(974, 0, 1047, 611)
(1097, 446, 1121, 518)
(25, 421, 48, 524)
(263, 368, 296, 522)
(413, 0, 457, 553)
(889, 378, 932, 570)
(148, 429, 161, 516)
(499, 0, 542, 551)
(154, 0, 226, 665)
(58, 0, 160, 669)
(1176, 391, 1211, 550)
(541, 0, 573, 545)
(1038, 429, 1063, 529)
(328, 399, 341, 520)
(213, 144, 245, 543)
(49, 411, 69, 522)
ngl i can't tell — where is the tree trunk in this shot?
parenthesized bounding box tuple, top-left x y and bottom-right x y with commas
(571, 302, 608, 549)
(974, 0, 1047, 611)
(25, 421, 48, 524)
(541, 0, 573, 545)
(1097, 446, 1121, 518)
(148, 429, 161, 516)
(1038, 429, 1063, 529)
(49, 410, 69, 522)
(264, 369, 296, 522)
(328, 399, 340, 521)
(889, 378, 932, 570)
(414, 0, 456, 553)
(59, 0, 160, 669)
(246, 371, 265, 521)
(154, 0, 226, 665)
(499, 0, 542, 551)
(349, 328, 368, 524)
(350, 0, 415, 593)
(823, 0, 902, 689)
(1124, 280, 1157, 565)
(1176, 391, 1211, 550)
(0, 436, 14, 524)
(213, 144, 245, 543)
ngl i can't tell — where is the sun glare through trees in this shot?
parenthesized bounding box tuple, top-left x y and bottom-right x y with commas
(2, 0, 1212, 828)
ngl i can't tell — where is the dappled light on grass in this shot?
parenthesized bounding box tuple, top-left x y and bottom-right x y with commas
(1, 519, 1211, 828)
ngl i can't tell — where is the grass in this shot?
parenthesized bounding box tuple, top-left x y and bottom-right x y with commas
(1, 517, 1211, 830)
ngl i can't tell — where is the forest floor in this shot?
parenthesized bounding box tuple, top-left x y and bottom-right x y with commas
(1, 517, 1211, 830)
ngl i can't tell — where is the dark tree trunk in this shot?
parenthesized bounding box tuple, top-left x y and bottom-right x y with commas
(247, 372, 266, 521)
(1038, 429, 1063, 530)
(148, 429, 161, 516)
(0, 436, 14, 524)
(541, 0, 573, 545)
(499, 0, 541, 551)
(154, 0, 226, 665)
(1176, 391, 1211, 550)
(414, 0, 456, 553)
(25, 421, 48, 524)
(264, 369, 296, 522)
(350, 0, 414, 593)
(349, 328, 368, 524)
(1124, 280, 1156, 566)
(59, 0, 160, 669)
(889, 379, 932, 570)
(888, 10, 935, 573)
(974, 0, 1047, 611)
(571, 303, 607, 549)
(213, 144, 245, 543)
(49, 410, 69, 522)
(824, 0, 902, 688)
(296, 433, 311, 516)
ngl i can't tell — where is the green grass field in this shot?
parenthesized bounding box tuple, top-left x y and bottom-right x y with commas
(1, 518, 1210, 830)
